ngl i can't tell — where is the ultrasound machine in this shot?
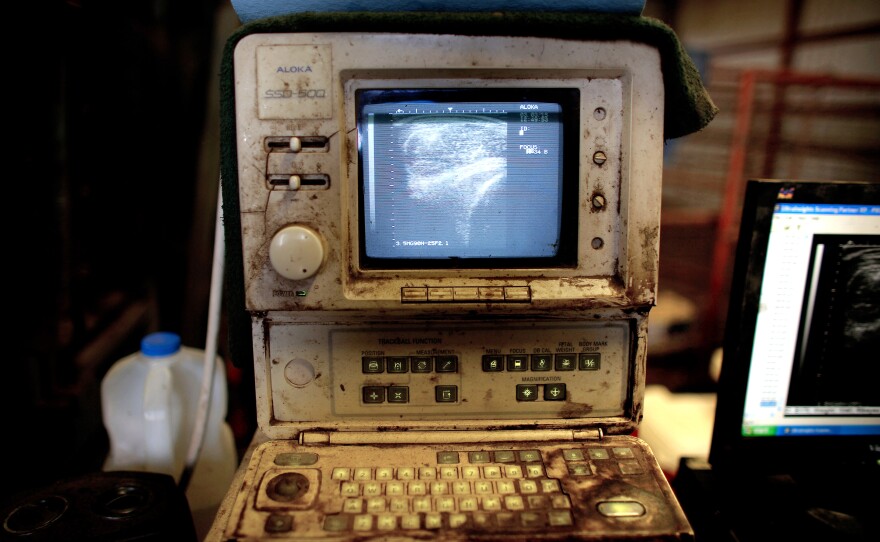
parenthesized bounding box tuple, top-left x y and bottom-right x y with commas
(208, 8, 716, 541)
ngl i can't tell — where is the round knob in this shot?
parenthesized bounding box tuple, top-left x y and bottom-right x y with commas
(269, 225, 324, 281)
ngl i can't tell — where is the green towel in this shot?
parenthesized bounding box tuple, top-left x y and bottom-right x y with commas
(220, 11, 718, 367)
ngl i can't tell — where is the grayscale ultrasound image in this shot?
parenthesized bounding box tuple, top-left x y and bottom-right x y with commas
(399, 115, 507, 244)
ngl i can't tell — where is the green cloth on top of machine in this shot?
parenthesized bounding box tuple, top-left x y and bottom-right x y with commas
(219, 11, 718, 368)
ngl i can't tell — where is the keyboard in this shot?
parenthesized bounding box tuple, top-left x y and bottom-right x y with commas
(224, 437, 689, 540)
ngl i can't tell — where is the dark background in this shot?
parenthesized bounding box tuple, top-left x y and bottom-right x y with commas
(4, 0, 249, 501)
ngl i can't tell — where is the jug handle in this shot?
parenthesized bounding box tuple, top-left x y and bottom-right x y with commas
(143, 363, 175, 476)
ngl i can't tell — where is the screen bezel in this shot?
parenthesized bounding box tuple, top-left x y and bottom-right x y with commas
(355, 87, 581, 270)
(709, 178, 880, 474)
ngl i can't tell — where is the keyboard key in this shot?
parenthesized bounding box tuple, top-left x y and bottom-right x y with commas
(436, 496, 456, 511)
(578, 353, 601, 370)
(588, 448, 610, 460)
(568, 463, 592, 476)
(322, 515, 350, 532)
(540, 479, 561, 492)
(474, 481, 494, 494)
(483, 465, 502, 479)
(452, 481, 471, 495)
(544, 383, 566, 401)
(505, 495, 525, 510)
(366, 497, 385, 513)
(387, 386, 409, 403)
(363, 482, 382, 496)
(459, 496, 479, 511)
(430, 481, 449, 495)
(274, 452, 318, 466)
(411, 357, 433, 373)
(496, 480, 516, 494)
(528, 495, 549, 509)
(551, 494, 572, 509)
(386, 481, 405, 496)
(519, 450, 542, 462)
(493, 450, 516, 463)
(387, 357, 408, 373)
(516, 384, 539, 401)
(377, 514, 397, 530)
(507, 355, 528, 371)
(526, 464, 545, 478)
(352, 514, 372, 531)
(555, 354, 576, 371)
(409, 482, 427, 496)
(331, 467, 351, 480)
(519, 480, 539, 493)
(496, 512, 517, 528)
(362, 386, 385, 403)
(340, 482, 359, 496)
(468, 451, 491, 463)
(343, 498, 363, 513)
(612, 447, 635, 458)
(425, 513, 443, 529)
(449, 513, 468, 528)
(548, 509, 574, 526)
(530, 354, 553, 371)
(482, 495, 502, 510)
(437, 451, 459, 464)
(362, 357, 384, 373)
(435, 385, 458, 402)
(436, 356, 459, 372)
(521, 511, 546, 528)
(440, 467, 458, 479)
(563, 449, 585, 461)
(503, 465, 523, 478)
(389, 497, 408, 513)
(482, 355, 504, 372)
(401, 514, 420, 529)
(472, 512, 495, 529)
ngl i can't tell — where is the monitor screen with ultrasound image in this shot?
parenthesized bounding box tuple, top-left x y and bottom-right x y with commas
(356, 88, 580, 269)
(710, 179, 880, 474)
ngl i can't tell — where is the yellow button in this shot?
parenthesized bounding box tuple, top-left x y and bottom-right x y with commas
(453, 287, 479, 301)
(478, 287, 504, 300)
(597, 501, 646, 517)
(401, 287, 427, 302)
(504, 286, 531, 301)
(428, 287, 454, 301)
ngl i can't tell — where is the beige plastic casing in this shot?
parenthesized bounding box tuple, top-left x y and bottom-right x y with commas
(231, 33, 664, 440)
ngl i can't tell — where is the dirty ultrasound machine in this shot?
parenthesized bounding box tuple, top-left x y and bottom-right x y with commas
(218, 23, 693, 541)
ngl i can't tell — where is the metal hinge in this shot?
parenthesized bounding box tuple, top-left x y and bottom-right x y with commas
(300, 428, 602, 445)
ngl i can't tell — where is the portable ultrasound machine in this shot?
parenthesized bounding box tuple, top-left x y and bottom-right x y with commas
(209, 7, 716, 541)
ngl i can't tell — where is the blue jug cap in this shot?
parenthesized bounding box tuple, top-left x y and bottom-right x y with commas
(141, 332, 182, 357)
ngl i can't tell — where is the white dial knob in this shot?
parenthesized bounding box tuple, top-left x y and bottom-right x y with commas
(268, 225, 324, 280)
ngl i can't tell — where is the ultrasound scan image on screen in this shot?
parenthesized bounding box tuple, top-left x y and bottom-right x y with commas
(788, 234, 880, 408)
(358, 90, 572, 263)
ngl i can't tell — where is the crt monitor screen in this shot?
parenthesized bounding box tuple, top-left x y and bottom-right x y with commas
(356, 88, 580, 269)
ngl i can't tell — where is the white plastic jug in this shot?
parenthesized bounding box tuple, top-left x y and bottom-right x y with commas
(101, 331, 238, 537)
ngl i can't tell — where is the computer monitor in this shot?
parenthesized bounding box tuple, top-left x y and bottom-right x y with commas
(710, 178, 880, 473)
